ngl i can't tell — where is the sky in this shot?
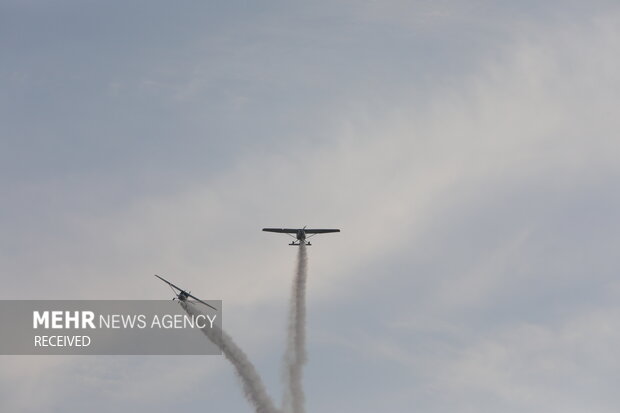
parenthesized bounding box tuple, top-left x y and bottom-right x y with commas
(2, 1, 620, 412)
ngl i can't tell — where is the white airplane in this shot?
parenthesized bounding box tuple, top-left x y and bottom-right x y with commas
(154, 274, 217, 311)
(262, 226, 340, 246)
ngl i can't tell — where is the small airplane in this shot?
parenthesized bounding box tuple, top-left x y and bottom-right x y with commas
(154, 274, 217, 311)
(262, 226, 340, 246)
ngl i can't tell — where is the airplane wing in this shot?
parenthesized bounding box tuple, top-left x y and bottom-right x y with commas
(154, 274, 184, 292)
(186, 293, 218, 311)
(303, 229, 340, 234)
(262, 228, 299, 233)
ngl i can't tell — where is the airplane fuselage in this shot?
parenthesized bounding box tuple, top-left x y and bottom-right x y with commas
(291, 229, 311, 245)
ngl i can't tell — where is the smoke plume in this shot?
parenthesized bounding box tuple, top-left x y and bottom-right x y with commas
(282, 243, 308, 413)
(181, 301, 280, 413)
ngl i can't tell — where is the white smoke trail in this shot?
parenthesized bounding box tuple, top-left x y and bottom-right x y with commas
(282, 243, 308, 413)
(180, 301, 280, 413)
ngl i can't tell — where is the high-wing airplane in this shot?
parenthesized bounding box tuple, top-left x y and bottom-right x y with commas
(262, 226, 340, 246)
(154, 274, 217, 311)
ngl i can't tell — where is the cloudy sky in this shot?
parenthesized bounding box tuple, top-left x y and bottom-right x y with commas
(2, 1, 620, 412)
